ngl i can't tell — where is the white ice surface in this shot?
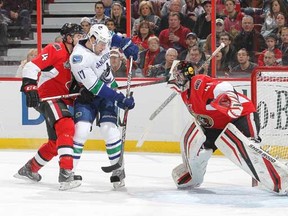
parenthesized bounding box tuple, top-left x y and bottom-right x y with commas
(1, 150, 288, 216)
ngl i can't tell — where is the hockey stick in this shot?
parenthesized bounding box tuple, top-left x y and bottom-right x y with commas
(149, 92, 177, 121)
(117, 78, 166, 90)
(150, 43, 225, 122)
(41, 79, 164, 101)
(197, 42, 225, 72)
(41, 93, 80, 102)
(135, 91, 177, 147)
(136, 43, 226, 148)
(101, 56, 133, 173)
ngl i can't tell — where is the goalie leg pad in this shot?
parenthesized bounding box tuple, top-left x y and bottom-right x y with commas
(172, 149, 213, 189)
(215, 123, 288, 195)
(189, 148, 213, 187)
(176, 119, 212, 188)
(172, 163, 193, 189)
(180, 120, 206, 165)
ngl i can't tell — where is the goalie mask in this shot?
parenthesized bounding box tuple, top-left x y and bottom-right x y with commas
(171, 61, 195, 90)
(88, 24, 112, 53)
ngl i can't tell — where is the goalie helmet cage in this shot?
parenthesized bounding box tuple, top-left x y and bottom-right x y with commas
(251, 67, 288, 186)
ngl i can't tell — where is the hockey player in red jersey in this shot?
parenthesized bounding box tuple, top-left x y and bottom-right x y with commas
(14, 23, 84, 191)
(170, 61, 261, 189)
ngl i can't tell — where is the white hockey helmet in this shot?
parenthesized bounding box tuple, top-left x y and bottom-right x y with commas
(87, 24, 112, 45)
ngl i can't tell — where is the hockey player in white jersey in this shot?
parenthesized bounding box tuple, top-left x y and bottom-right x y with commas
(69, 24, 137, 189)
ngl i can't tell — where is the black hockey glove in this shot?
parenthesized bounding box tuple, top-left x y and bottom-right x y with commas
(77, 87, 94, 104)
(21, 78, 39, 108)
(69, 77, 81, 94)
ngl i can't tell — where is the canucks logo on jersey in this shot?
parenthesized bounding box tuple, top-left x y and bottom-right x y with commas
(72, 55, 83, 64)
(100, 63, 112, 83)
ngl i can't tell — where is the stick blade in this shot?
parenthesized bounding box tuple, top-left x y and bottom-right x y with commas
(136, 121, 153, 148)
(101, 163, 121, 173)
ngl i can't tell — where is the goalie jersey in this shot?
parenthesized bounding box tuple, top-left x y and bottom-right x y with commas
(181, 74, 256, 129)
(69, 39, 118, 94)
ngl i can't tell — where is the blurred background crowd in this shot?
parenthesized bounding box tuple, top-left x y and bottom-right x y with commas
(0, 0, 288, 78)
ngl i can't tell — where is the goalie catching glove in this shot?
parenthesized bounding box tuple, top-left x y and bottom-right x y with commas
(21, 78, 39, 108)
(210, 91, 243, 118)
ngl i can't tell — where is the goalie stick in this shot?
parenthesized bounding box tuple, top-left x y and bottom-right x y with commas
(150, 43, 225, 120)
(101, 56, 133, 173)
(136, 91, 177, 147)
(117, 78, 166, 90)
(136, 43, 226, 148)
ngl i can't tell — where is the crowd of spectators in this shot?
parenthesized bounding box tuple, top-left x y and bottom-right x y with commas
(108, 0, 288, 78)
(2, 0, 288, 78)
(0, 0, 33, 56)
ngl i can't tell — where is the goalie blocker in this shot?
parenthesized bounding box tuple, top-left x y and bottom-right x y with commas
(215, 123, 288, 195)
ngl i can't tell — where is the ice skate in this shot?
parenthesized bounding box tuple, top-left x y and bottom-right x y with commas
(73, 174, 82, 181)
(13, 159, 42, 182)
(110, 169, 125, 189)
(58, 168, 82, 191)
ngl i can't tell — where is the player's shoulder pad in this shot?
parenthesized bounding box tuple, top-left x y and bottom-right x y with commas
(71, 55, 83, 64)
(217, 81, 234, 91)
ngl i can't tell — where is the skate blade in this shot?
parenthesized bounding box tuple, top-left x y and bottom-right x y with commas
(59, 180, 82, 191)
(13, 173, 39, 182)
(113, 180, 125, 189)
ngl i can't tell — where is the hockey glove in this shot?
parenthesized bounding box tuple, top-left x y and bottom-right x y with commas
(122, 41, 139, 61)
(77, 87, 94, 104)
(69, 77, 81, 94)
(115, 92, 135, 110)
(210, 92, 243, 119)
(21, 78, 39, 108)
(112, 35, 139, 61)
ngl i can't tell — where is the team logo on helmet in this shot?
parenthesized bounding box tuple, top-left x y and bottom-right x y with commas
(89, 25, 110, 41)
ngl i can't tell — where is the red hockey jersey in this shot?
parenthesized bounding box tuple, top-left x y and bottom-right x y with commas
(22, 42, 73, 104)
(181, 75, 256, 129)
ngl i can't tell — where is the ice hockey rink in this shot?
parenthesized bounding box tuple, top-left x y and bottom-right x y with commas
(1, 150, 288, 216)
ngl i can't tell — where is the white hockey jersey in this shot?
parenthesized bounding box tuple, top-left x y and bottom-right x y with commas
(69, 40, 117, 95)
